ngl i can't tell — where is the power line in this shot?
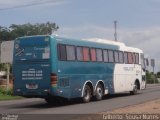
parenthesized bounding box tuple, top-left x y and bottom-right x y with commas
(0, 0, 63, 11)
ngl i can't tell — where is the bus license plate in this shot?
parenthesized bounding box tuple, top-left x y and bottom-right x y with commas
(26, 84, 38, 89)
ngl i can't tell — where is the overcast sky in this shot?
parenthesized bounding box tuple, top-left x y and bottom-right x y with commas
(0, 0, 160, 71)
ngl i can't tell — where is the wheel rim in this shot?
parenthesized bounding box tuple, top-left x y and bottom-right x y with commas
(96, 84, 103, 100)
(84, 88, 90, 100)
(134, 85, 137, 93)
(96, 87, 103, 98)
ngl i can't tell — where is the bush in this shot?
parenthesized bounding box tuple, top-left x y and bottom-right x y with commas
(0, 87, 6, 95)
(0, 87, 13, 95)
(147, 78, 159, 84)
(146, 71, 159, 84)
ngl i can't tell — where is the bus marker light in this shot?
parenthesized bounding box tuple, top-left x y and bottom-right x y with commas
(44, 89, 50, 93)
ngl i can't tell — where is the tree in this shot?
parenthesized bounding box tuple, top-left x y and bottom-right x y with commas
(0, 63, 7, 71)
(146, 70, 159, 83)
(157, 72, 160, 78)
(0, 22, 59, 41)
(0, 26, 11, 41)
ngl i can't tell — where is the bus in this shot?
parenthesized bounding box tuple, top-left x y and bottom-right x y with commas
(13, 35, 146, 103)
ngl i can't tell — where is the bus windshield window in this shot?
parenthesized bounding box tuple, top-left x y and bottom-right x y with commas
(14, 37, 50, 61)
(141, 54, 145, 69)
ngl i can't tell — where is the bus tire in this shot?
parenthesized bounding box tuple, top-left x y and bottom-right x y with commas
(130, 82, 138, 95)
(82, 85, 92, 103)
(95, 83, 104, 101)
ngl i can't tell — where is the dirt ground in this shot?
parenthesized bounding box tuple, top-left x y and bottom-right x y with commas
(102, 98, 160, 114)
(73, 99, 160, 120)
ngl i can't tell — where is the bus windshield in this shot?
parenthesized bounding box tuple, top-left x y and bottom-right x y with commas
(141, 54, 145, 70)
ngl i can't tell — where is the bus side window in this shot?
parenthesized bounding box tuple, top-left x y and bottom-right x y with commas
(135, 53, 139, 64)
(103, 50, 109, 62)
(119, 51, 124, 63)
(66, 45, 76, 61)
(128, 52, 133, 64)
(58, 44, 67, 61)
(124, 52, 128, 64)
(108, 50, 114, 63)
(90, 48, 96, 62)
(114, 51, 119, 63)
(132, 53, 136, 64)
(83, 47, 90, 61)
(76, 47, 83, 61)
(96, 49, 103, 62)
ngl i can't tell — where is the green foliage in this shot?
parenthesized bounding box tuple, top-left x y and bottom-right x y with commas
(0, 87, 13, 96)
(0, 63, 8, 71)
(0, 94, 23, 101)
(157, 72, 160, 78)
(0, 22, 59, 41)
(146, 71, 159, 84)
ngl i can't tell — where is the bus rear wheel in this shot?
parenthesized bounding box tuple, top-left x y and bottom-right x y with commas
(95, 83, 104, 101)
(82, 85, 92, 103)
(130, 82, 138, 95)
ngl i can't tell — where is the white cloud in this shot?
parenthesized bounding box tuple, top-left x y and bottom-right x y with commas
(119, 27, 160, 59)
(55, 25, 114, 40)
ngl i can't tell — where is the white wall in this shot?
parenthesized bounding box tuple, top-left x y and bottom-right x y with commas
(0, 41, 14, 63)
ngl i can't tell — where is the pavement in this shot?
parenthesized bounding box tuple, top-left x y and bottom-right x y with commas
(0, 84, 159, 120)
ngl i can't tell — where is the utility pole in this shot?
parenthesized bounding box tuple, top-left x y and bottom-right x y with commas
(114, 20, 118, 41)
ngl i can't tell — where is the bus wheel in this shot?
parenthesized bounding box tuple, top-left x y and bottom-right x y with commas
(130, 82, 138, 95)
(95, 83, 104, 101)
(82, 85, 92, 103)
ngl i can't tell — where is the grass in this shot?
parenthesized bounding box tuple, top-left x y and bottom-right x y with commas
(0, 87, 23, 101)
(0, 94, 23, 101)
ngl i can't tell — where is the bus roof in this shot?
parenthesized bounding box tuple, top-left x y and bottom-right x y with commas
(85, 38, 143, 53)
(54, 36, 143, 53)
(84, 38, 126, 46)
(16, 35, 143, 53)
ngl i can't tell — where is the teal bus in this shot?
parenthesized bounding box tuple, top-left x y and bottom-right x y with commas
(13, 35, 146, 103)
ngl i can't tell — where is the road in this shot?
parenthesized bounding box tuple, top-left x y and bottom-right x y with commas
(0, 85, 160, 119)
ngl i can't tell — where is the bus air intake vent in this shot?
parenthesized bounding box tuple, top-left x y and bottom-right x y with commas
(59, 77, 69, 87)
